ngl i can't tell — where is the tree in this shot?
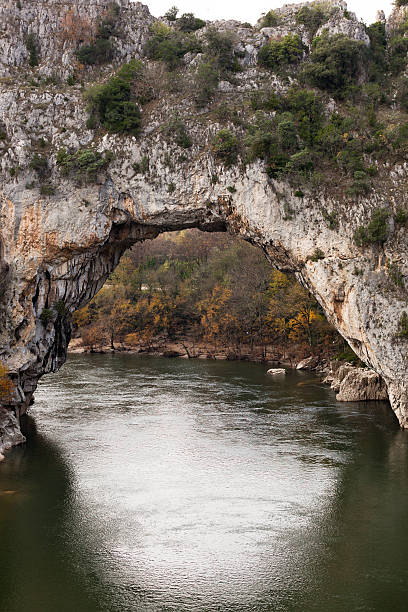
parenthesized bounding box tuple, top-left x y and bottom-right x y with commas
(301, 32, 367, 98)
(164, 6, 178, 21)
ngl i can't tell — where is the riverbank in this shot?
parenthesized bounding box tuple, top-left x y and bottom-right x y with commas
(68, 337, 329, 368)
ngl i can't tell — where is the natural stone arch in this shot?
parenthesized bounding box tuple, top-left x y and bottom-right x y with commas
(1, 0, 408, 452)
(1, 166, 408, 446)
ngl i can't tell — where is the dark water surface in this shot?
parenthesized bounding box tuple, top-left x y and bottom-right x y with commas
(0, 354, 407, 612)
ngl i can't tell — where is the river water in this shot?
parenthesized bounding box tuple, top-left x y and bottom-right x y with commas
(0, 354, 407, 612)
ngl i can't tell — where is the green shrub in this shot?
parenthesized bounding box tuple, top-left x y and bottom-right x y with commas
(29, 154, 48, 179)
(97, 2, 120, 39)
(244, 113, 278, 163)
(161, 115, 192, 148)
(40, 183, 55, 196)
(397, 311, 408, 338)
(334, 347, 360, 364)
(354, 208, 390, 246)
(76, 39, 114, 65)
(301, 32, 367, 98)
(322, 209, 338, 229)
(277, 116, 298, 152)
(261, 10, 280, 27)
(395, 77, 408, 111)
(57, 148, 113, 184)
(396, 208, 408, 224)
(309, 247, 325, 261)
(214, 103, 242, 125)
(145, 22, 201, 70)
(388, 262, 404, 287)
(76, 2, 119, 65)
(286, 148, 314, 176)
(53, 300, 67, 317)
(85, 60, 144, 134)
(176, 13, 205, 32)
(205, 28, 238, 75)
(347, 179, 370, 196)
(212, 129, 238, 166)
(258, 34, 304, 71)
(140, 156, 149, 173)
(388, 35, 408, 75)
(25, 32, 39, 67)
(295, 4, 330, 38)
(250, 89, 283, 111)
(285, 88, 324, 146)
(40, 308, 54, 324)
(366, 21, 387, 82)
(194, 61, 219, 107)
(336, 139, 365, 175)
(165, 6, 178, 21)
(295, 189, 304, 198)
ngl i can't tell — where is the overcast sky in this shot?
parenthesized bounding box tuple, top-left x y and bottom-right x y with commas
(143, 0, 395, 26)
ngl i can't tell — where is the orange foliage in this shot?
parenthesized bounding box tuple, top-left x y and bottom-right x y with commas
(60, 9, 94, 46)
(0, 362, 14, 404)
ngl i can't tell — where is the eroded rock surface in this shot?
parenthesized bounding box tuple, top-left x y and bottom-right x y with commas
(324, 362, 389, 402)
(1, 0, 408, 450)
(0, 408, 25, 456)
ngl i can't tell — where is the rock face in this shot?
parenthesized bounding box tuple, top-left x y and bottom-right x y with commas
(324, 363, 389, 402)
(1, 0, 408, 452)
(0, 408, 26, 455)
(296, 356, 319, 370)
(336, 369, 389, 402)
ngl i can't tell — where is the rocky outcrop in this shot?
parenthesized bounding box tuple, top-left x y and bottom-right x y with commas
(336, 369, 389, 402)
(323, 362, 389, 402)
(0, 408, 25, 457)
(1, 0, 408, 452)
(0, 0, 154, 79)
(296, 356, 320, 370)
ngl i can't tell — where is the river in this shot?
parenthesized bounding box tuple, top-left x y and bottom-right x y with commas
(0, 354, 407, 612)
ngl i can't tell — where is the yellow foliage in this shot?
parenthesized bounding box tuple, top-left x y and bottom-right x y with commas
(151, 21, 172, 36)
(197, 285, 232, 343)
(125, 329, 154, 346)
(73, 304, 92, 328)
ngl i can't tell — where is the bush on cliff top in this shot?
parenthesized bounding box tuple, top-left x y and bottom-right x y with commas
(145, 22, 201, 70)
(301, 32, 367, 98)
(258, 34, 304, 71)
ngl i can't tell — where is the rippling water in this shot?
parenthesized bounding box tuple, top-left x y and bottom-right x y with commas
(0, 354, 407, 612)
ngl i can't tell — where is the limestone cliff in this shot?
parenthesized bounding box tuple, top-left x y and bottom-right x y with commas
(1, 0, 408, 452)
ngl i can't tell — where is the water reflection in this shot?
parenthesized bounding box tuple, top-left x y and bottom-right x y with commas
(0, 416, 116, 612)
(0, 355, 406, 612)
